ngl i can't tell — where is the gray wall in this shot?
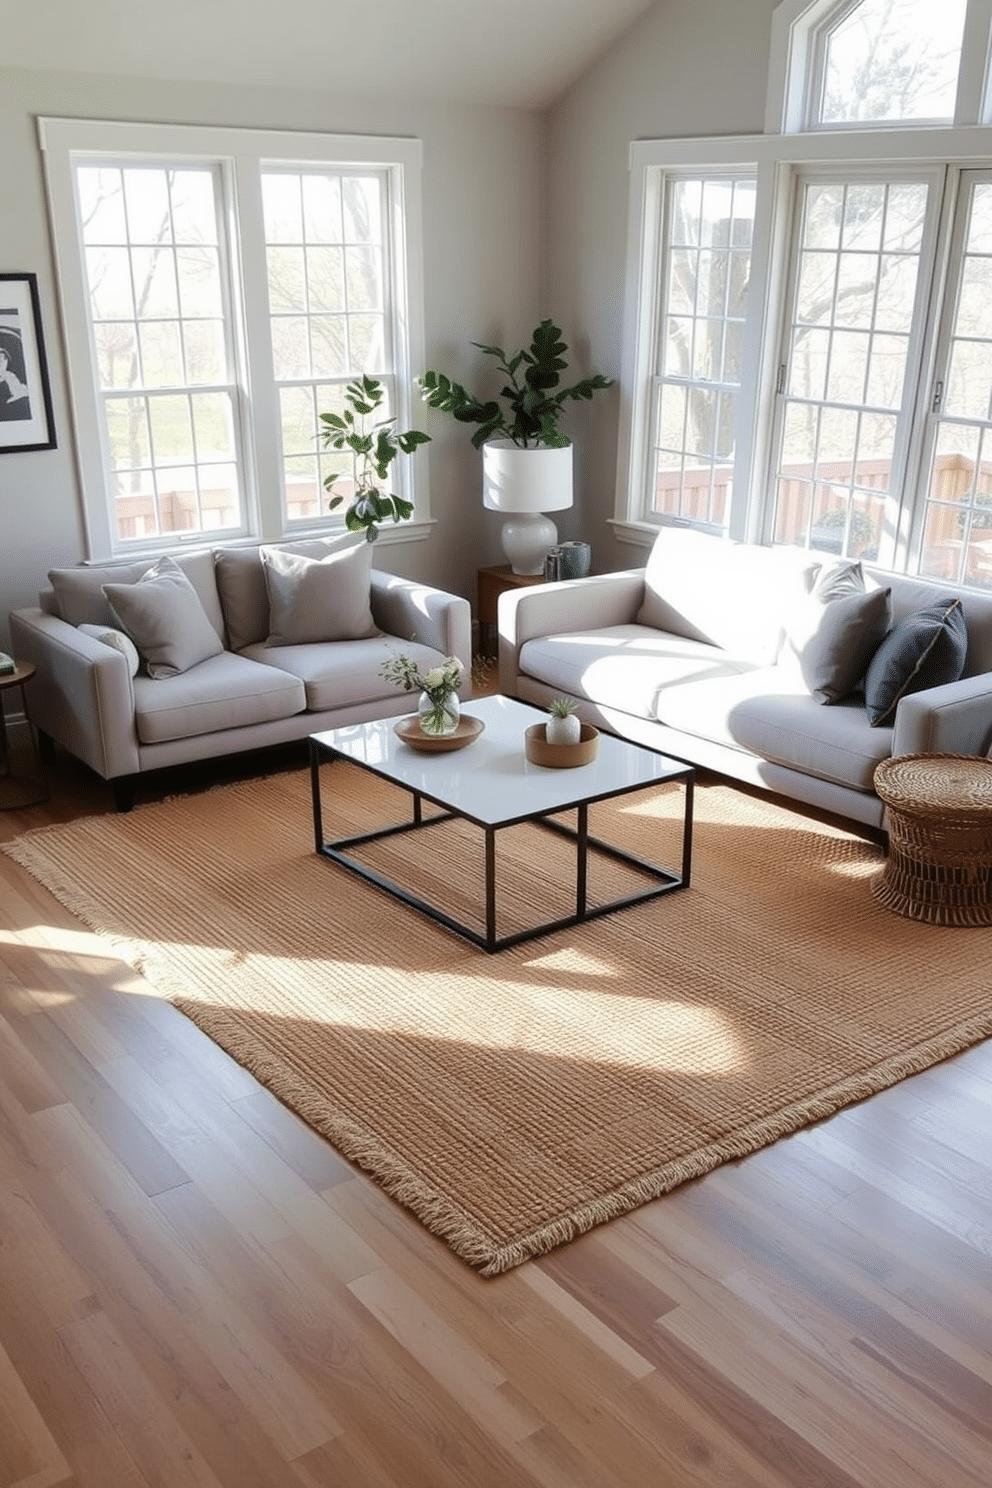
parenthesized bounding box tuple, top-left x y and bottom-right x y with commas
(2, 0, 787, 654)
(545, 0, 780, 573)
(0, 64, 544, 645)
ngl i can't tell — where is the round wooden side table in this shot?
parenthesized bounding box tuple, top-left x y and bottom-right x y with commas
(0, 661, 49, 809)
(872, 753, 992, 926)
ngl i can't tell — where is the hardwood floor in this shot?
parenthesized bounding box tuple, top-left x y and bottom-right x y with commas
(0, 740, 990, 1487)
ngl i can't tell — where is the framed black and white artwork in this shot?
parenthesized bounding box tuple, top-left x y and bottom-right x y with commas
(0, 272, 56, 453)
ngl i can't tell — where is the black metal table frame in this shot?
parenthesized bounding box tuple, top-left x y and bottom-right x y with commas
(309, 736, 694, 953)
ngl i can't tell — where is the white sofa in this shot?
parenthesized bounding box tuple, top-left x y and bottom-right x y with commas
(10, 536, 471, 810)
(499, 527, 992, 830)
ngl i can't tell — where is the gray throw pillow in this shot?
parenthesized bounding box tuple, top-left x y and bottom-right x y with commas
(262, 541, 378, 646)
(864, 597, 968, 726)
(783, 567, 892, 703)
(103, 556, 224, 679)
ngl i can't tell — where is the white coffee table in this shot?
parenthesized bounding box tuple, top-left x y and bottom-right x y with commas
(309, 694, 694, 952)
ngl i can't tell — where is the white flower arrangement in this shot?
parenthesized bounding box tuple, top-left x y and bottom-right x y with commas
(381, 651, 464, 734)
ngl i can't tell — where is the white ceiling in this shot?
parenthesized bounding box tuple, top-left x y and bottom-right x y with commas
(3, 0, 660, 109)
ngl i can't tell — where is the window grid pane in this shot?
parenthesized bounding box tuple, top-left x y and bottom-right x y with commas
(263, 169, 392, 524)
(77, 163, 244, 543)
(647, 176, 755, 528)
(773, 178, 928, 561)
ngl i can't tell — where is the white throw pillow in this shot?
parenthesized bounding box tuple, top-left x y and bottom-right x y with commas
(77, 623, 141, 677)
(102, 556, 224, 679)
(261, 540, 378, 646)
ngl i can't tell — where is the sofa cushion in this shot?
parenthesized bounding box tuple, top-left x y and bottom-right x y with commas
(864, 596, 968, 726)
(635, 529, 820, 666)
(49, 560, 152, 627)
(781, 564, 892, 703)
(215, 535, 374, 651)
(132, 651, 306, 745)
(48, 550, 225, 637)
(517, 624, 759, 721)
(656, 667, 893, 792)
(243, 636, 444, 712)
(262, 541, 378, 646)
(103, 557, 225, 679)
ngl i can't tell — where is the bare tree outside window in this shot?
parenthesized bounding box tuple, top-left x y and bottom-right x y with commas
(818, 0, 967, 125)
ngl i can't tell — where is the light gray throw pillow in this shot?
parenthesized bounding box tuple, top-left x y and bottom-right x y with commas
(261, 541, 378, 646)
(103, 556, 224, 679)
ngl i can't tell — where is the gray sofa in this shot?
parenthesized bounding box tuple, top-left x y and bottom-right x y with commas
(499, 527, 992, 830)
(10, 536, 471, 810)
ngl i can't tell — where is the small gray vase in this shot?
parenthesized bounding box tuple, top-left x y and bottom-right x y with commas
(557, 541, 592, 580)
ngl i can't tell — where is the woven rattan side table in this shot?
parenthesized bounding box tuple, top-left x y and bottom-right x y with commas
(872, 754, 992, 926)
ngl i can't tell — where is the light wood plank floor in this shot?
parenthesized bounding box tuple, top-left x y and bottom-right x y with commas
(1, 739, 990, 1488)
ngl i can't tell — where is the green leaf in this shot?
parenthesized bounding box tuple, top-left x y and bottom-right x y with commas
(397, 429, 431, 452)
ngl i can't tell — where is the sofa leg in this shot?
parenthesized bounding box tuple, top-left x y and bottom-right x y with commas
(111, 777, 135, 813)
(37, 729, 56, 765)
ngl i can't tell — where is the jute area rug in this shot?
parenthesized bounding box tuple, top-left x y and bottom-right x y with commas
(6, 763, 992, 1276)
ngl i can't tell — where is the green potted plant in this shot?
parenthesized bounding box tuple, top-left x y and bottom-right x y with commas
(319, 375, 431, 543)
(418, 319, 613, 450)
(418, 320, 613, 575)
(545, 696, 581, 747)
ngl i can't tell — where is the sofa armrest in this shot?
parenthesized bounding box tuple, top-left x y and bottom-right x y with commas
(369, 572, 472, 694)
(497, 570, 646, 695)
(892, 672, 992, 757)
(8, 608, 141, 780)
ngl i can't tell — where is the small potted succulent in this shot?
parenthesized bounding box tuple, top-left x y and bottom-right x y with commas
(545, 696, 581, 747)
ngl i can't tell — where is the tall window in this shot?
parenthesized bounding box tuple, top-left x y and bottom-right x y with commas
(618, 0, 992, 593)
(648, 177, 756, 529)
(771, 174, 935, 560)
(40, 120, 426, 558)
(77, 164, 241, 544)
(263, 169, 393, 523)
(919, 175, 992, 586)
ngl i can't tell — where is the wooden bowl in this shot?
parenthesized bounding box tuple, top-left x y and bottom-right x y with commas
(394, 714, 485, 752)
(524, 721, 599, 768)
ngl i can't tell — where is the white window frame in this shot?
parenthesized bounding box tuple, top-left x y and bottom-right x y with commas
(616, 125, 992, 561)
(39, 117, 429, 559)
(766, 0, 992, 134)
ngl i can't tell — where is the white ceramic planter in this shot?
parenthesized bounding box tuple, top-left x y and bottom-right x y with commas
(546, 713, 581, 747)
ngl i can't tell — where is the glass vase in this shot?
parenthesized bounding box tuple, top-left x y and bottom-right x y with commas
(418, 689, 460, 736)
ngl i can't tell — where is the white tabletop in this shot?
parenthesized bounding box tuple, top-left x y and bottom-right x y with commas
(312, 694, 691, 828)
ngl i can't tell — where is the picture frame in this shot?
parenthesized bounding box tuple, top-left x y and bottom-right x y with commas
(0, 272, 56, 453)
